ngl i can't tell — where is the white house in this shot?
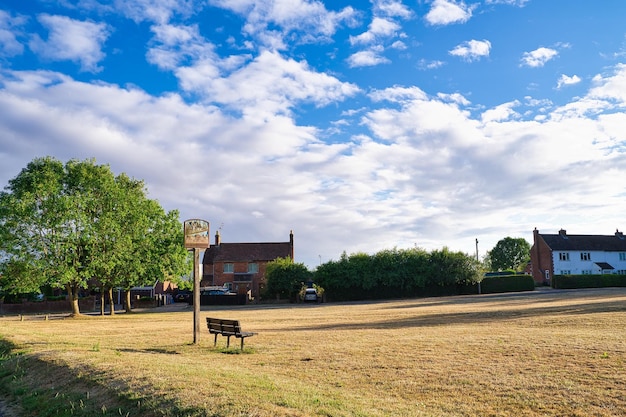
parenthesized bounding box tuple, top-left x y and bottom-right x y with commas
(530, 229, 626, 284)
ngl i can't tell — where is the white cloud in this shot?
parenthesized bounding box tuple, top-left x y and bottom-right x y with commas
(29, 14, 109, 72)
(481, 100, 521, 123)
(0, 10, 25, 57)
(347, 0, 411, 67)
(449, 39, 491, 61)
(347, 49, 390, 68)
(177, 50, 361, 117)
(2, 63, 626, 268)
(418, 59, 445, 70)
(350, 17, 400, 45)
(208, 0, 357, 48)
(374, 0, 413, 19)
(521, 47, 558, 67)
(114, 0, 195, 24)
(425, 0, 473, 26)
(556, 74, 581, 89)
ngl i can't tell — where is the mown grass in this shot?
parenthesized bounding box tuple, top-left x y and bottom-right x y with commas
(1, 287, 625, 416)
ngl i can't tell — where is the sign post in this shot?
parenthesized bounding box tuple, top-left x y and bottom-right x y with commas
(184, 219, 210, 344)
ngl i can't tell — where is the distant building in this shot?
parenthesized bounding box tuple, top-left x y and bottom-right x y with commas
(530, 228, 626, 285)
(201, 230, 294, 301)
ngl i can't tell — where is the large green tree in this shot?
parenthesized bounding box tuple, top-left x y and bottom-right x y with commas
(264, 257, 311, 301)
(486, 237, 531, 271)
(0, 157, 187, 315)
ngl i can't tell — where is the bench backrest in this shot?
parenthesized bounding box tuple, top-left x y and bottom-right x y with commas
(206, 318, 242, 335)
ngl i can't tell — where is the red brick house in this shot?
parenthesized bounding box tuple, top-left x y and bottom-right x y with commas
(201, 230, 294, 301)
(530, 228, 626, 285)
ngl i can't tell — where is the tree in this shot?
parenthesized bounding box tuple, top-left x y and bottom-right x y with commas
(264, 257, 311, 301)
(0, 157, 187, 315)
(486, 237, 531, 271)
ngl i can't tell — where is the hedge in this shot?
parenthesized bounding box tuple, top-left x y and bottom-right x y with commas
(552, 274, 626, 289)
(479, 275, 535, 294)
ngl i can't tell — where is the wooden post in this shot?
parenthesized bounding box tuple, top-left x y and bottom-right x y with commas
(183, 219, 209, 345)
(193, 247, 201, 344)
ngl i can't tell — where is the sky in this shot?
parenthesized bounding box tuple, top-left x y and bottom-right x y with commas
(1, 0, 626, 269)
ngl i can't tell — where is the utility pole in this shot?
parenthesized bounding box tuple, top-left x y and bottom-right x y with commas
(476, 238, 481, 295)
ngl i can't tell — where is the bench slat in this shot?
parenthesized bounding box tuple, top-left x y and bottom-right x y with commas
(206, 317, 257, 349)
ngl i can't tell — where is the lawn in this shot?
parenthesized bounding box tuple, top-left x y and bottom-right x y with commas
(1, 287, 625, 416)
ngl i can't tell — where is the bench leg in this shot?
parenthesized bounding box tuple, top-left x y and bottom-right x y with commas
(240, 337, 244, 350)
(226, 335, 231, 348)
(214, 333, 218, 346)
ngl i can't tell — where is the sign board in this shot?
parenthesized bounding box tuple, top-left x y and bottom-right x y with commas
(184, 219, 210, 249)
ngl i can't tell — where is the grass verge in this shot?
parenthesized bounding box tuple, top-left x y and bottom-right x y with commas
(1, 287, 625, 416)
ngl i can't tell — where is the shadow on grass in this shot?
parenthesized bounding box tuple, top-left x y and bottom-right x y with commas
(268, 289, 626, 332)
(0, 337, 208, 417)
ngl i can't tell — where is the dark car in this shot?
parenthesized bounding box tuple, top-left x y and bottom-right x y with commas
(173, 290, 192, 303)
(201, 289, 236, 296)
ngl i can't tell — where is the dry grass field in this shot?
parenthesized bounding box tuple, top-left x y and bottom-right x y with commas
(1, 287, 625, 416)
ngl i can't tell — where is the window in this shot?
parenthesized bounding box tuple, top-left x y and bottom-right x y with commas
(559, 252, 570, 261)
(619, 253, 626, 261)
(617, 270, 626, 275)
(248, 263, 259, 273)
(560, 270, 571, 275)
(223, 263, 234, 273)
(580, 252, 591, 261)
(581, 270, 593, 275)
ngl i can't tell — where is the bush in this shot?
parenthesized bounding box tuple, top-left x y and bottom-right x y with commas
(480, 275, 535, 294)
(552, 274, 626, 289)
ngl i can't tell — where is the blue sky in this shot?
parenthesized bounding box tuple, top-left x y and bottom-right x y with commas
(1, 0, 626, 268)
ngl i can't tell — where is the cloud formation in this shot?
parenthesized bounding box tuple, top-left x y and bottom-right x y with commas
(521, 47, 558, 67)
(449, 39, 491, 61)
(29, 14, 109, 72)
(425, 0, 473, 26)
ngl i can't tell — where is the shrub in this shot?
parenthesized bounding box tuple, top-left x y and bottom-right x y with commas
(480, 275, 535, 294)
(552, 274, 626, 289)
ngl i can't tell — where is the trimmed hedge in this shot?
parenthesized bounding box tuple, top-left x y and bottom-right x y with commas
(480, 275, 535, 294)
(552, 274, 626, 289)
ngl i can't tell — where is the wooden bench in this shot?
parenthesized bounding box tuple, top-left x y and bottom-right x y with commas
(206, 317, 257, 350)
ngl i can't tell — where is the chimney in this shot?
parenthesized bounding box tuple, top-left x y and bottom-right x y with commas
(616, 229, 624, 240)
(289, 230, 294, 260)
(215, 230, 221, 247)
(559, 229, 567, 239)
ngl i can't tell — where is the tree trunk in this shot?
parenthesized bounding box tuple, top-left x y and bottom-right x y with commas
(124, 290, 132, 313)
(66, 283, 81, 316)
(100, 289, 105, 316)
(108, 287, 115, 315)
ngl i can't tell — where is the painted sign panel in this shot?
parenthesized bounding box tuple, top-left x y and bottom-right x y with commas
(184, 219, 210, 249)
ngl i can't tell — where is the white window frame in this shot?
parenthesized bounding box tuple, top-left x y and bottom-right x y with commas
(619, 253, 626, 261)
(580, 252, 591, 261)
(559, 252, 570, 261)
(223, 263, 234, 273)
(248, 263, 259, 273)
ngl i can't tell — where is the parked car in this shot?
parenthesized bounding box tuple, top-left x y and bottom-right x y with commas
(173, 291, 191, 303)
(303, 288, 318, 302)
(201, 288, 236, 296)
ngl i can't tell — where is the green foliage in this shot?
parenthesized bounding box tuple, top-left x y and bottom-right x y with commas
(480, 275, 535, 294)
(315, 247, 481, 301)
(552, 274, 626, 289)
(0, 157, 188, 315)
(486, 237, 531, 271)
(264, 257, 312, 300)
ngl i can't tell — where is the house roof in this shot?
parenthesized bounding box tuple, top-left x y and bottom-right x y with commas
(540, 232, 626, 252)
(595, 262, 614, 270)
(202, 242, 292, 264)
